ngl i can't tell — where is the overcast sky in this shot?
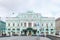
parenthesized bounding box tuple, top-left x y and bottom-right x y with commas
(0, 0, 60, 21)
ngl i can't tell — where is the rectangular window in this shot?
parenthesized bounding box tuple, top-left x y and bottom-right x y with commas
(41, 32, 44, 34)
(42, 24, 43, 26)
(13, 23, 15, 26)
(46, 29, 48, 31)
(17, 29, 20, 31)
(28, 23, 32, 27)
(8, 29, 10, 30)
(24, 22, 26, 27)
(12, 29, 15, 30)
(51, 32, 54, 34)
(51, 23, 53, 26)
(18, 24, 19, 26)
(46, 24, 48, 28)
(21, 23, 22, 26)
(34, 23, 36, 26)
(51, 29, 53, 31)
(8, 23, 10, 26)
(46, 32, 49, 35)
(8, 32, 10, 34)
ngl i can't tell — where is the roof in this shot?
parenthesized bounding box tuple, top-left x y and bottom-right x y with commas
(17, 11, 42, 17)
(56, 18, 60, 21)
(0, 21, 6, 24)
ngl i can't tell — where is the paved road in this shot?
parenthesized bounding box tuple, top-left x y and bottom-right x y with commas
(46, 35, 60, 40)
(40, 37, 51, 40)
(0, 36, 51, 40)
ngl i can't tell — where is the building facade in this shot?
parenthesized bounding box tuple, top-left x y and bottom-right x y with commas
(56, 18, 60, 35)
(0, 21, 6, 36)
(6, 11, 56, 36)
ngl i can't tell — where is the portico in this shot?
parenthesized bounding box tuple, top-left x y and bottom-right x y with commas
(21, 28, 37, 36)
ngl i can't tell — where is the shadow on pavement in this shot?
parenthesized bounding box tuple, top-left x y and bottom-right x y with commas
(46, 35, 60, 40)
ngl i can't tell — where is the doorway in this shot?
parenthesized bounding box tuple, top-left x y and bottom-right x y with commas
(28, 31, 32, 36)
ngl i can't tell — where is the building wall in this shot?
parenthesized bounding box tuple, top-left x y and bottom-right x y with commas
(0, 21, 6, 36)
(41, 17, 56, 35)
(56, 20, 60, 30)
(6, 11, 56, 36)
(55, 18, 60, 35)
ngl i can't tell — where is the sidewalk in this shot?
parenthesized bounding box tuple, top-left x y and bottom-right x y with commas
(0, 36, 51, 40)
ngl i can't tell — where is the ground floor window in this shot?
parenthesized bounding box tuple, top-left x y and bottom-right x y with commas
(17, 29, 20, 31)
(8, 29, 10, 30)
(46, 32, 49, 35)
(51, 32, 54, 34)
(12, 29, 15, 30)
(41, 32, 44, 34)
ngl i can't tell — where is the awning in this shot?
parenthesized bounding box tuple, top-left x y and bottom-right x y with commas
(23, 29, 27, 32)
(27, 28, 33, 31)
(22, 28, 37, 32)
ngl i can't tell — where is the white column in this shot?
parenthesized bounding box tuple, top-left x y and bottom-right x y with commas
(6, 31, 8, 36)
(26, 22, 28, 27)
(32, 22, 34, 28)
(20, 31, 21, 35)
(37, 28, 40, 36)
(23, 22, 24, 27)
(10, 32, 12, 36)
(27, 31, 29, 36)
(27, 22, 28, 27)
(20, 27, 22, 35)
(5, 29, 9, 36)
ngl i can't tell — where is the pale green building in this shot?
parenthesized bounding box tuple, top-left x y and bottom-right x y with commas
(0, 21, 6, 36)
(6, 11, 56, 36)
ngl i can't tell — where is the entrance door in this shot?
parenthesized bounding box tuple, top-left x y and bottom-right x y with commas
(12, 32, 15, 36)
(46, 32, 48, 35)
(28, 31, 31, 36)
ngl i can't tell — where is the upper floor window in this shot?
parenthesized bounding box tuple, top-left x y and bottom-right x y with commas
(8, 23, 10, 26)
(34, 23, 40, 26)
(13, 23, 15, 26)
(24, 22, 26, 27)
(51, 29, 53, 31)
(51, 23, 53, 26)
(34, 23, 36, 26)
(18, 24, 19, 26)
(28, 23, 32, 27)
(21, 23, 23, 26)
(46, 23, 48, 28)
(42, 24, 43, 26)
